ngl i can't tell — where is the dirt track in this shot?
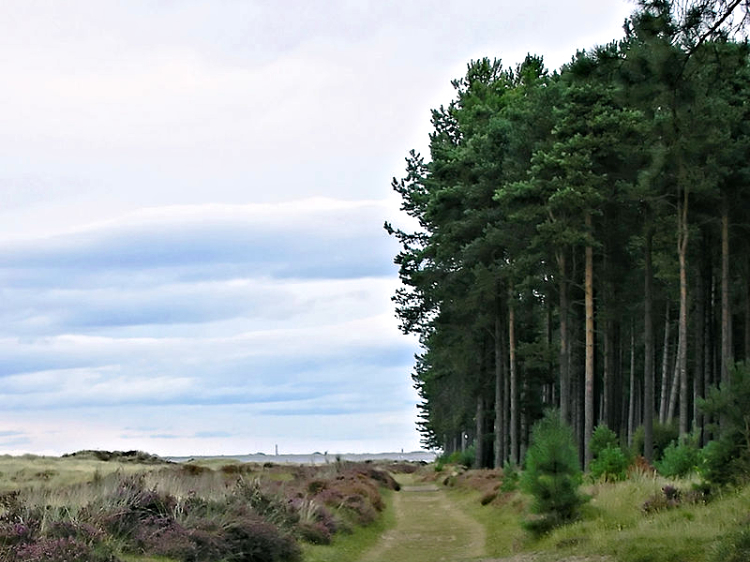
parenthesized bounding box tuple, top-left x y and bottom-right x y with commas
(357, 474, 612, 562)
(357, 475, 486, 562)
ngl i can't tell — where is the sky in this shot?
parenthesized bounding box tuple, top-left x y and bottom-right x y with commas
(0, 0, 635, 456)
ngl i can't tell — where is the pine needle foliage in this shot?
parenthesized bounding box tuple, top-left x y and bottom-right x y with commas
(520, 410, 587, 534)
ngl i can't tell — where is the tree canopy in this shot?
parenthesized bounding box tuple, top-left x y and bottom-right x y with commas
(386, 0, 750, 468)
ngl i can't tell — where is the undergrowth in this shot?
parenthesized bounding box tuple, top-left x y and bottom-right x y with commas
(431, 462, 750, 562)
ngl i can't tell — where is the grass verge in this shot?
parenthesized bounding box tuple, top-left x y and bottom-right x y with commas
(302, 488, 396, 562)
(435, 465, 750, 562)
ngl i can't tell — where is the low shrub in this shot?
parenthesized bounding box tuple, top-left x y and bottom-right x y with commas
(701, 433, 750, 486)
(656, 438, 701, 478)
(12, 537, 117, 562)
(298, 521, 332, 545)
(632, 421, 679, 461)
(439, 445, 476, 469)
(521, 410, 586, 535)
(640, 483, 707, 514)
(133, 516, 195, 559)
(590, 445, 629, 482)
(0, 460, 393, 562)
(590, 425, 619, 459)
(222, 518, 301, 562)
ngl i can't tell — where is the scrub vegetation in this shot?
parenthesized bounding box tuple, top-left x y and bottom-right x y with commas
(426, 460, 750, 562)
(0, 452, 401, 562)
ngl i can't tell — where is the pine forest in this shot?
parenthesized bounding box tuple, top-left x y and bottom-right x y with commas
(386, 0, 750, 469)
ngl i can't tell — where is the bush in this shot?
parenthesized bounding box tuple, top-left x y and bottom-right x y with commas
(588, 424, 629, 482)
(222, 518, 301, 562)
(631, 421, 679, 461)
(445, 445, 476, 468)
(520, 410, 587, 535)
(589, 445, 629, 482)
(700, 435, 750, 486)
(499, 462, 519, 492)
(590, 424, 619, 459)
(656, 438, 701, 478)
(642, 484, 682, 513)
(12, 537, 117, 562)
(699, 363, 750, 486)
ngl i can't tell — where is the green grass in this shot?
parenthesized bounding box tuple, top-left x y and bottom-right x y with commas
(446, 484, 528, 557)
(0, 454, 157, 492)
(443, 465, 750, 562)
(302, 488, 396, 562)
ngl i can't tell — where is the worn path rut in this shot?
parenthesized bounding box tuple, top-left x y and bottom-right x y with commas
(357, 474, 486, 562)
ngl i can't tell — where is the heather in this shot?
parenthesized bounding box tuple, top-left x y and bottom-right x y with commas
(0, 454, 399, 562)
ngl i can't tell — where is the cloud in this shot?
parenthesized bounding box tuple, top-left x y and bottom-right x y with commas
(0, 199, 396, 278)
(0, 200, 402, 340)
(0, 198, 416, 455)
(0, 0, 635, 456)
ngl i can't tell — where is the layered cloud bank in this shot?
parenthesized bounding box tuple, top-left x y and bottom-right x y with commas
(0, 1, 634, 454)
(0, 200, 419, 455)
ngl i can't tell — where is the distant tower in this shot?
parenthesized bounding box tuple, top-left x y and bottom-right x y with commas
(275, 444, 278, 456)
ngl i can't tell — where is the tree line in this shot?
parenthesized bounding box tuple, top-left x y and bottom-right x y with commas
(386, 0, 750, 468)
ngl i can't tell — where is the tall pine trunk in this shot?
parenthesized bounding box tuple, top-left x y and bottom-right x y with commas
(509, 291, 519, 465)
(745, 253, 750, 363)
(659, 302, 672, 424)
(494, 294, 506, 468)
(584, 214, 595, 468)
(476, 395, 484, 468)
(628, 323, 636, 447)
(644, 229, 655, 461)
(721, 197, 732, 387)
(693, 250, 705, 438)
(677, 186, 690, 437)
(667, 348, 681, 422)
(558, 250, 570, 425)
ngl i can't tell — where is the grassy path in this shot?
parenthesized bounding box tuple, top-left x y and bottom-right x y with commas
(357, 474, 486, 562)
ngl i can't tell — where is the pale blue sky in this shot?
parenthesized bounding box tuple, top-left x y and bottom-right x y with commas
(0, 0, 633, 455)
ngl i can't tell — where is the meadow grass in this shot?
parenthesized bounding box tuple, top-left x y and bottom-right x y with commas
(0, 454, 151, 492)
(442, 464, 750, 562)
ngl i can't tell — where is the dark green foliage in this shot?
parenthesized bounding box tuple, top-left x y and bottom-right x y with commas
(589, 425, 629, 481)
(632, 422, 679, 462)
(590, 446, 630, 482)
(590, 425, 620, 459)
(388, 0, 750, 471)
(521, 411, 587, 534)
(656, 438, 701, 478)
(701, 435, 750, 487)
(62, 450, 169, 465)
(436, 445, 476, 469)
(699, 364, 750, 485)
(448, 445, 476, 468)
(499, 462, 519, 492)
